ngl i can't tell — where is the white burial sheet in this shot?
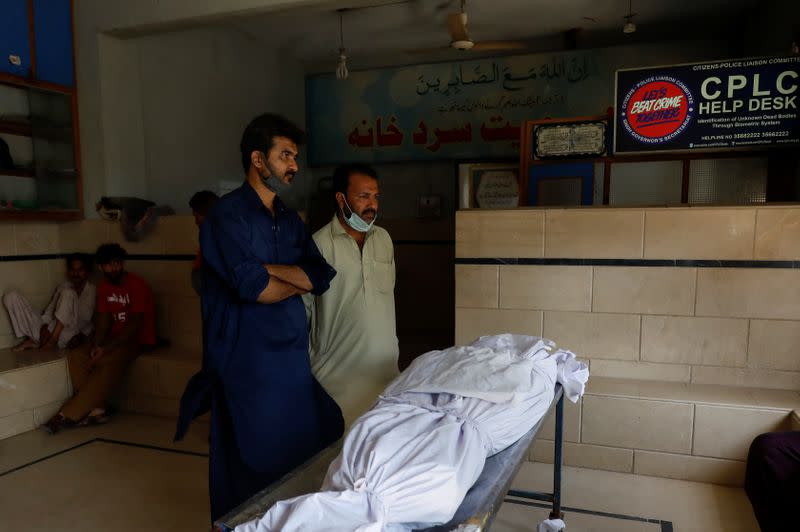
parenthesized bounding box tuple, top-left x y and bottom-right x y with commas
(235, 334, 589, 532)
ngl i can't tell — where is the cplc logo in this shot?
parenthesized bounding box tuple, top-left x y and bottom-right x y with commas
(620, 76, 694, 144)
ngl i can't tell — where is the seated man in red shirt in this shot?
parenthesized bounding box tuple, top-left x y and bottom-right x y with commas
(43, 243, 156, 434)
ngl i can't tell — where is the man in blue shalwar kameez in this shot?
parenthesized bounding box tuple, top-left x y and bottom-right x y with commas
(174, 114, 344, 522)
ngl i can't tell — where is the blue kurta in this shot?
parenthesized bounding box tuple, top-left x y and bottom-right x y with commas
(175, 182, 343, 522)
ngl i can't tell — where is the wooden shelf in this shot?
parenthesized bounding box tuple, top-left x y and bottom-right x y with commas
(0, 120, 33, 137)
(0, 73, 74, 95)
(0, 209, 81, 221)
(0, 168, 35, 178)
(0, 120, 73, 143)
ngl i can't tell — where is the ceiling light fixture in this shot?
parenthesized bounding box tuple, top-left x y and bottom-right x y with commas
(336, 10, 349, 80)
(623, 0, 637, 34)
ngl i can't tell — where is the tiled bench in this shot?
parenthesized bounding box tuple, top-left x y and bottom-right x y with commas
(112, 347, 201, 419)
(0, 345, 203, 441)
(531, 377, 800, 487)
(0, 349, 72, 440)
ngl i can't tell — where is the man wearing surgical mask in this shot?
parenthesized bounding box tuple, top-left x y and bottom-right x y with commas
(305, 164, 399, 427)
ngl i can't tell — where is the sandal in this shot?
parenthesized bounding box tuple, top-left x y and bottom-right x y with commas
(76, 411, 111, 427)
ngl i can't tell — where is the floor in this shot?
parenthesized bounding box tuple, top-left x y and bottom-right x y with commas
(0, 414, 759, 532)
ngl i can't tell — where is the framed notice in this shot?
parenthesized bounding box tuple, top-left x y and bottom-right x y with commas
(458, 162, 520, 209)
(533, 119, 608, 159)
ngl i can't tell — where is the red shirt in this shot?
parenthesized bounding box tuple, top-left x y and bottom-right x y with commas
(97, 272, 156, 346)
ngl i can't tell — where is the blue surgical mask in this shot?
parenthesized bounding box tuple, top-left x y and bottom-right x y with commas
(262, 174, 290, 193)
(259, 152, 293, 193)
(341, 198, 376, 233)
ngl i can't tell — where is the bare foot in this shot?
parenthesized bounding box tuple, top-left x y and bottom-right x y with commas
(11, 338, 39, 352)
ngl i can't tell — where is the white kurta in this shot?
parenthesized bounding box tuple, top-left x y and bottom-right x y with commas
(305, 216, 399, 427)
(236, 334, 589, 532)
(4, 281, 96, 348)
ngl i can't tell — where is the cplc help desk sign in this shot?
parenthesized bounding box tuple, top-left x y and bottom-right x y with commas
(699, 70, 798, 114)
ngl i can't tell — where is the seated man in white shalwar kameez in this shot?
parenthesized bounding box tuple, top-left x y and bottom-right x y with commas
(3, 253, 96, 351)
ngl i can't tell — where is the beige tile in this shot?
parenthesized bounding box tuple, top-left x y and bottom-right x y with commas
(154, 296, 171, 339)
(0, 360, 69, 418)
(14, 223, 60, 255)
(690, 366, 800, 391)
(696, 268, 800, 320)
(0, 410, 34, 440)
(0, 334, 15, 349)
(530, 439, 634, 473)
(589, 360, 691, 383)
(58, 220, 110, 254)
(0, 440, 209, 531)
(115, 393, 181, 418)
(168, 297, 202, 336)
(0, 307, 14, 337)
(791, 411, 800, 431)
(641, 316, 748, 366)
(592, 267, 696, 316)
(587, 376, 799, 410)
(32, 400, 63, 427)
(455, 308, 542, 345)
(46, 258, 65, 288)
(155, 358, 200, 399)
(0, 261, 51, 298)
(543, 312, 640, 361)
(116, 357, 157, 398)
(455, 265, 498, 309)
(126, 260, 195, 298)
(644, 209, 755, 260)
(755, 208, 800, 260)
(537, 395, 581, 442)
(693, 405, 790, 460)
(110, 221, 166, 255)
(545, 210, 644, 259)
(499, 265, 591, 311)
(455, 210, 544, 258)
(511, 462, 760, 532)
(170, 333, 202, 352)
(748, 320, 800, 371)
(582, 395, 694, 453)
(634, 451, 746, 487)
(0, 224, 17, 256)
(160, 215, 198, 255)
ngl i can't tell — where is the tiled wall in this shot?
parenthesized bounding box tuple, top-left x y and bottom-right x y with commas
(0, 216, 201, 352)
(456, 206, 800, 391)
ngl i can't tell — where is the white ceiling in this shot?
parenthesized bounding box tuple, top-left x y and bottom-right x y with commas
(230, 0, 761, 71)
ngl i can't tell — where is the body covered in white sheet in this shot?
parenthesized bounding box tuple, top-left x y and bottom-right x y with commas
(236, 335, 589, 532)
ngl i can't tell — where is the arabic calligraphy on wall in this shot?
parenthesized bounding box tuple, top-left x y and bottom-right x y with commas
(305, 43, 720, 165)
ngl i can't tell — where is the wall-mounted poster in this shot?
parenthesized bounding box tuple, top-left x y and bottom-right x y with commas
(306, 42, 729, 165)
(458, 163, 519, 209)
(533, 119, 608, 159)
(615, 56, 800, 154)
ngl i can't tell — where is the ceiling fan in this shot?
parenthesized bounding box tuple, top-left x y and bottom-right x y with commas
(406, 0, 528, 55)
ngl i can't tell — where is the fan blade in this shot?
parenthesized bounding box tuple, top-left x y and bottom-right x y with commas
(447, 12, 469, 42)
(471, 40, 528, 51)
(403, 45, 452, 55)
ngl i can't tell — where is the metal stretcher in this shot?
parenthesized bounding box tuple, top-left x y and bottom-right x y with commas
(214, 384, 565, 532)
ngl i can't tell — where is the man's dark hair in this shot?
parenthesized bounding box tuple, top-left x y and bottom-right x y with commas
(240, 113, 305, 173)
(65, 252, 93, 270)
(332, 163, 379, 198)
(95, 243, 127, 265)
(189, 190, 219, 216)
